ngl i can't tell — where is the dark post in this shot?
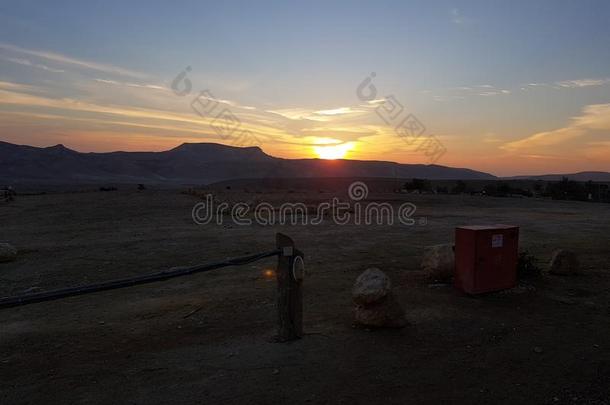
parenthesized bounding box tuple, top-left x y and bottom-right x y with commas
(275, 233, 304, 342)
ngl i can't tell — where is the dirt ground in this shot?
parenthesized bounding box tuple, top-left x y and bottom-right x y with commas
(1, 188, 609, 404)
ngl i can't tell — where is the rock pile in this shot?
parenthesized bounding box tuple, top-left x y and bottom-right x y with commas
(352, 268, 407, 328)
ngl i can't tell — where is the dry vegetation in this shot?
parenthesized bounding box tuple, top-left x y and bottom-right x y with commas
(1, 187, 609, 404)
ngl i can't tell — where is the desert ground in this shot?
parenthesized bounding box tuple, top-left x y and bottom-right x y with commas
(1, 186, 609, 404)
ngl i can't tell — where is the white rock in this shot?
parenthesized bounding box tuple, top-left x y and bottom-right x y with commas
(352, 268, 391, 305)
(353, 294, 408, 328)
(421, 244, 454, 281)
(352, 268, 407, 328)
(0, 243, 17, 263)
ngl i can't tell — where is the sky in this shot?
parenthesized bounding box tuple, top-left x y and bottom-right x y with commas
(0, 0, 609, 176)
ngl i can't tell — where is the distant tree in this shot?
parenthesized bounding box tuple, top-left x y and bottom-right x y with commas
(599, 184, 610, 202)
(545, 177, 587, 201)
(521, 189, 533, 197)
(584, 180, 596, 200)
(452, 180, 467, 194)
(497, 182, 511, 196)
(404, 178, 430, 192)
(483, 183, 497, 196)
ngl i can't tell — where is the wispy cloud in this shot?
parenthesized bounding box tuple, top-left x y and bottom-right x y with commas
(0, 56, 65, 73)
(0, 79, 403, 160)
(93, 78, 165, 91)
(0, 42, 147, 78)
(502, 103, 610, 152)
(520, 77, 610, 90)
(267, 108, 327, 121)
(451, 8, 464, 24)
(430, 76, 610, 101)
(556, 78, 610, 88)
(450, 8, 474, 25)
(314, 107, 361, 116)
(0, 81, 313, 149)
(429, 84, 511, 101)
(432, 95, 465, 102)
(0, 80, 37, 92)
(482, 133, 504, 144)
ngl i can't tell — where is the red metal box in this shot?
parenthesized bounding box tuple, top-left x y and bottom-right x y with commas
(454, 225, 519, 294)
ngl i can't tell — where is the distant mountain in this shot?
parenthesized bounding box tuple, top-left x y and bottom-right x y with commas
(506, 172, 610, 182)
(0, 141, 496, 184)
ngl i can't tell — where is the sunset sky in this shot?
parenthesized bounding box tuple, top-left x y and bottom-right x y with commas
(1, 0, 609, 176)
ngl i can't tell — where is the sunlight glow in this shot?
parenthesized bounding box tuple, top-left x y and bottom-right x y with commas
(313, 142, 355, 159)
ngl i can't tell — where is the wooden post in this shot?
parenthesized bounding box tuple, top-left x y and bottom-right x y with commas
(275, 233, 304, 342)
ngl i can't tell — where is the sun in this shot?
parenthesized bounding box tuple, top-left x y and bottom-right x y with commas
(313, 142, 354, 160)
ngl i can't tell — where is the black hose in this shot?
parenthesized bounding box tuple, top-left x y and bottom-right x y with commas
(0, 249, 280, 309)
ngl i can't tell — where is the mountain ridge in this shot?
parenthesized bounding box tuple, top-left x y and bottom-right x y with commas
(504, 171, 610, 182)
(4, 140, 603, 184)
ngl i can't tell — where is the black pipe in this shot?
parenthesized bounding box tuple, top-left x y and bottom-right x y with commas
(0, 249, 280, 309)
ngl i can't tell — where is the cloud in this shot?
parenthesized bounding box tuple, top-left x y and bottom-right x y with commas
(0, 76, 407, 160)
(0, 56, 65, 73)
(0, 81, 305, 148)
(502, 103, 610, 152)
(93, 78, 166, 91)
(165, 86, 256, 111)
(519, 78, 610, 90)
(482, 133, 504, 144)
(266, 108, 320, 121)
(556, 78, 610, 88)
(432, 95, 465, 102)
(429, 83, 511, 101)
(267, 105, 365, 121)
(0, 80, 37, 91)
(588, 140, 610, 148)
(0, 42, 147, 78)
(451, 8, 464, 24)
(431, 76, 610, 100)
(315, 107, 359, 116)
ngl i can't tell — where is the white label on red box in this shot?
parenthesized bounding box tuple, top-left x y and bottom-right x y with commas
(492, 234, 503, 248)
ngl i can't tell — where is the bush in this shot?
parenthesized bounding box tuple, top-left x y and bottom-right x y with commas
(544, 177, 587, 201)
(451, 180, 467, 194)
(404, 178, 430, 192)
(517, 250, 542, 279)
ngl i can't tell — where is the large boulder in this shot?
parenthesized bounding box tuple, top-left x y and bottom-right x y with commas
(421, 244, 454, 281)
(352, 268, 407, 328)
(549, 250, 580, 275)
(353, 294, 408, 328)
(352, 268, 391, 305)
(0, 243, 17, 263)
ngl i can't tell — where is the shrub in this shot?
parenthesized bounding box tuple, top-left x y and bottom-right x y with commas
(451, 180, 467, 194)
(517, 250, 542, 279)
(404, 178, 430, 192)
